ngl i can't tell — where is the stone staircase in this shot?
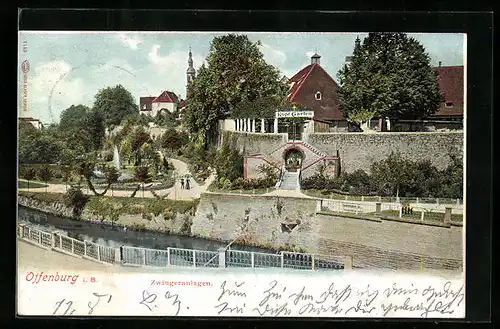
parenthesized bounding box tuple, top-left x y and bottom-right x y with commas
(279, 170, 300, 190)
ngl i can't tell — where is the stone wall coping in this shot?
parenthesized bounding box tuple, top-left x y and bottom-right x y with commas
(309, 131, 463, 136)
(378, 215, 452, 228)
(317, 211, 382, 223)
(202, 191, 315, 202)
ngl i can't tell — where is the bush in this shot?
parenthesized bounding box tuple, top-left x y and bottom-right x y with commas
(63, 186, 89, 216)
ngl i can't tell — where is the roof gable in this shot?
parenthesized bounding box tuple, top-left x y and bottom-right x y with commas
(140, 97, 155, 110)
(152, 91, 177, 103)
(287, 62, 345, 121)
(432, 66, 464, 117)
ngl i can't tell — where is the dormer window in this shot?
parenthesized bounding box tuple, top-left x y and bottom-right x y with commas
(445, 102, 454, 108)
(315, 91, 322, 100)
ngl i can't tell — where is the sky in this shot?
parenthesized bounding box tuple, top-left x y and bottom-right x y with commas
(18, 32, 465, 124)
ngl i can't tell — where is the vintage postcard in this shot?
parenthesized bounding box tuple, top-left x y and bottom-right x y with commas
(17, 30, 465, 317)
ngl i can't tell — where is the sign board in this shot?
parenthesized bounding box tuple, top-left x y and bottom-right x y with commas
(275, 111, 314, 119)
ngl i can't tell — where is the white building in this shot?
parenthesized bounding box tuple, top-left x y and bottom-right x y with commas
(19, 117, 43, 129)
(139, 91, 180, 117)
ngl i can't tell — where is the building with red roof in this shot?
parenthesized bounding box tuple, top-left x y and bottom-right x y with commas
(19, 117, 43, 129)
(139, 90, 180, 117)
(286, 53, 348, 133)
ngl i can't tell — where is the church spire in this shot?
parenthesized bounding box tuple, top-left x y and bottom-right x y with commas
(186, 47, 196, 98)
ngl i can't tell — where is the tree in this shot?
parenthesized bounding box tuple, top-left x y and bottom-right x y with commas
(337, 33, 442, 128)
(37, 165, 53, 192)
(214, 134, 243, 182)
(63, 186, 89, 217)
(161, 129, 182, 151)
(59, 105, 90, 131)
(93, 84, 139, 128)
(84, 109, 106, 150)
(61, 165, 73, 191)
(20, 166, 36, 191)
(183, 34, 289, 149)
(103, 165, 120, 196)
(134, 166, 152, 198)
(130, 126, 152, 165)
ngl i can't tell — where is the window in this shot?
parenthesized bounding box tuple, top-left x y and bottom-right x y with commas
(445, 102, 454, 107)
(315, 91, 322, 100)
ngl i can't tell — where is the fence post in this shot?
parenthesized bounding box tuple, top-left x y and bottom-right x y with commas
(399, 206, 403, 218)
(456, 198, 460, 205)
(193, 250, 196, 268)
(345, 195, 348, 201)
(376, 202, 382, 215)
(436, 198, 439, 204)
(18, 224, 23, 238)
(167, 247, 171, 266)
(280, 252, 284, 268)
(59, 235, 62, 249)
(143, 248, 147, 265)
(316, 200, 322, 212)
(251, 252, 255, 268)
(378, 196, 381, 202)
(97, 245, 101, 261)
(218, 248, 226, 268)
(51, 233, 56, 248)
(444, 207, 452, 225)
(115, 247, 121, 263)
(84, 241, 87, 256)
(421, 211, 425, 221)
(416, 197, 420, 203)
(344, 255, 353, 270)
(311, 254, 315, 271)
(38, 232, 42, 245)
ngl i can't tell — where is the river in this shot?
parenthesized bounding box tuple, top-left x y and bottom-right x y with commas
(18, 205, 275, 253)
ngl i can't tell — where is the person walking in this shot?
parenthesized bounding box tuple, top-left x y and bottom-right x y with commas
(185, 176, 190, 190)
(180, 177, 185, 189)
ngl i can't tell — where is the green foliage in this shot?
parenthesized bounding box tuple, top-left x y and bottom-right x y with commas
(93, 84, 139, 128)
(63, 186, 89, 216)
(134, 166, 152, 184)
(20, 166, 36, 185)
(337, 33, 442, 126)
(214, 133, 243, 182)
(301, 152, 463, 199)
(37, 165, 53, 187)
(58, 105, 105, 154)
(161, 129, 184, 151)
(183, 34, 289, 149)
(59, 105, 90, 131)
(18, 121, 62, 164)
(103, 165, 120, 185)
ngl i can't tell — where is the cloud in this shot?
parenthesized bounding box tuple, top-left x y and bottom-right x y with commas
(116, 33, 143, 50)
(26, 60, 88, 123)
(147, 45, 205, 98)
(260, 43, 286, 67)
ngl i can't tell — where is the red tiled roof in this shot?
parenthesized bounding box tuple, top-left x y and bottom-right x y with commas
(152, 91, 179, 104)
(431, 66, 464, 117)
(287, 62, 346, 121)
(139, 97, 155, 111)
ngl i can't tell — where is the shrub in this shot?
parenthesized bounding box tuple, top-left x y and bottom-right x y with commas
(63, 186, 89, 216)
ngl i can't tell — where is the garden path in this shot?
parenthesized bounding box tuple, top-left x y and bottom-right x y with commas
(18, 158, 216, 201)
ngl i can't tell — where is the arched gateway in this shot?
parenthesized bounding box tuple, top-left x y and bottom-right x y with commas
(244, 139, 340, 190)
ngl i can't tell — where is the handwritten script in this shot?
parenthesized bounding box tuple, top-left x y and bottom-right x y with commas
(19, 272, 465, 318)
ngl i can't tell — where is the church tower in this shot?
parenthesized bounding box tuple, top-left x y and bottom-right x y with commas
(186, 47, 196, 98)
